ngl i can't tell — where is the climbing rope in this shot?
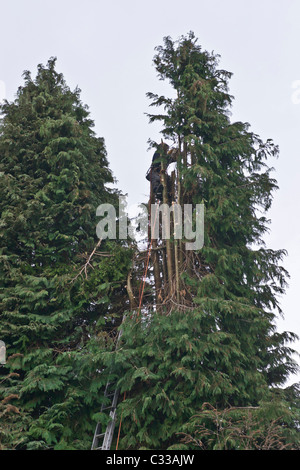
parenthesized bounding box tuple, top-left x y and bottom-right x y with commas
(115, 391, 126, 450)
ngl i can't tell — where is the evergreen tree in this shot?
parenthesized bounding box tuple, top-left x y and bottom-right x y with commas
(0, 59, 131, 449)
(105, 33, 299, 450)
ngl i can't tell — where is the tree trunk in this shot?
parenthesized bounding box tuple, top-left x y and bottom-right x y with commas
(161, 162, 173, 297)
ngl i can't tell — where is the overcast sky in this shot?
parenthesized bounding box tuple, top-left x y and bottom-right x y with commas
(1, 0, 299, 384)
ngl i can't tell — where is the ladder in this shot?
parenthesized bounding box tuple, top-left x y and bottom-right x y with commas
(91, 380, 120, 450)
(91, 172, 160, 450)
(91, 327, 123, 450)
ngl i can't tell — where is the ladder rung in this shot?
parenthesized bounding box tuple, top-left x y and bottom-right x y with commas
(92, 356, 123, 450)
(106, 382, 116, 389)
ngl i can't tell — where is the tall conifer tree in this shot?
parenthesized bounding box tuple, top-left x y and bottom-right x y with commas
(0, 59, 130, 449)
(106, 33, 299, 450)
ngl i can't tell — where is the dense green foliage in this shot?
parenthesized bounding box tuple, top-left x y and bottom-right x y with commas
(0, 36, 299, 451)
(180, 389, 300, 450)
(105, 33, 299, 450)
(0, 59, 130, 449)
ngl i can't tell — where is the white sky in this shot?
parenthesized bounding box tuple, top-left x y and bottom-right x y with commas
(1, 0, 299, 385)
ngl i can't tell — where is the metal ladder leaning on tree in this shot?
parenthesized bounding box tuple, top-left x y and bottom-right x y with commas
(91, 379, 120, 450)
(91, 163, 161, 450)
(91, 326, 123, 451)
(91, 232, 155, 451)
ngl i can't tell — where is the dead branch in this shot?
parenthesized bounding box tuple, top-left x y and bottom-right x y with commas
(70, 239, 103, 282)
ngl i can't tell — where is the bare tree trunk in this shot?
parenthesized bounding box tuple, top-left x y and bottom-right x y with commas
(162, 247, 168, 300)
(177, 135, 184, 269)
(126, 270, 136, 311)
(152, 239, 162, 308)
(161, 162, 173, 297)
(174, 239, 180, 301)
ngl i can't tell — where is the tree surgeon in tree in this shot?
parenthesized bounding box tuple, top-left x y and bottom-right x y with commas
(107, 33, 300, 451)
(146, 142, 176, 202)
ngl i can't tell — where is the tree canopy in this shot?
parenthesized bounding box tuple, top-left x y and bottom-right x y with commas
(0, 36, 299, 451)
(104, 33, 299, 450)
(0, 58, 131, 449)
